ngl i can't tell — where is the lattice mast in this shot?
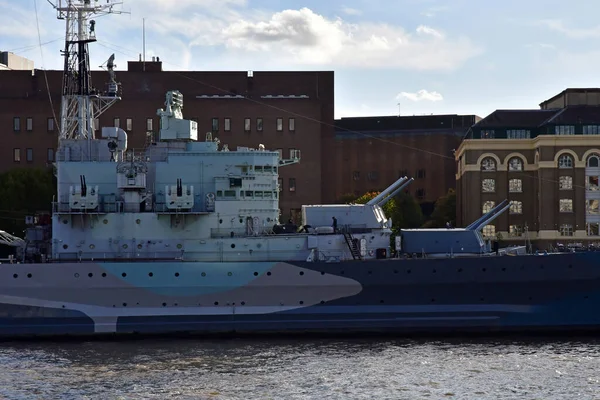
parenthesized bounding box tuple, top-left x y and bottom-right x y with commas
(52, 0, 123, 142)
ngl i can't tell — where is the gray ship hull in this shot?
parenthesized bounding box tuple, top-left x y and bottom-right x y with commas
(1, 251, 600, 338)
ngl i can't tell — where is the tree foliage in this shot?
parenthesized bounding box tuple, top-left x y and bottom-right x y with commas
(421, 188, 456, 228)
(346, 191, 423, 230)
(0, 167, 56, 235)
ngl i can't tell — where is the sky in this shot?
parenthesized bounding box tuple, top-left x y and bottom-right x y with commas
(1, 0, 599, 119)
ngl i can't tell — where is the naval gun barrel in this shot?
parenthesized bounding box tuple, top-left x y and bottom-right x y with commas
(377, 177, 414, 207)
(367, 176, 408, 206)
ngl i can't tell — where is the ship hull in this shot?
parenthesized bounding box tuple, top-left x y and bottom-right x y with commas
(1, 252, 600, 338)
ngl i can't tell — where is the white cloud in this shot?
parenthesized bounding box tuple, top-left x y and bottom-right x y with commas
(3, 1, 482, 72)
(421, 6, 449, 18)
(535, 19, 600, 39)
(397, 90, 444, 102)
(341, 7, 362, 16)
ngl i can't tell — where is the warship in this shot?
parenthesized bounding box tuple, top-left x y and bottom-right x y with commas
(1, 0, 600, 338)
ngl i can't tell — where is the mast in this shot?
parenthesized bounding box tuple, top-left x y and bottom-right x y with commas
(52, 0, 124, 147)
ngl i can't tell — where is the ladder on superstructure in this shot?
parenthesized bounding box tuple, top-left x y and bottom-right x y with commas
(343, 233, 362, 260)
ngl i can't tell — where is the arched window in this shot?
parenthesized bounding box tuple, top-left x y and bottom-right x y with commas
(558, 154, 573, 169)
(508, 157, 523, 171)
(587, 154, 600, 168)
(481, 157, 496, 171)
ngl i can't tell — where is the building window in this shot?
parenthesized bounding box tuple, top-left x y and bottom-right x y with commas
(480, 130, 495, 139)
(25, 117, 33, 131)
(26, 148, 33, 162)
(559, 199, 573, 213)
(113, 117, 120, 128)
(257, 118, 263, 131)
(587, 176, 599, 191)
(289, 118, 295, 132)
(482, 225, 496, 238)
(482, 201, 495, 214)
(560, 176, 573, 190)
(482, 178, 495, 193)
(559, 224, 574, 236)
(416, 188, 425, 200)
(289, 178, 296, 192)
(587, 223, 600, 236)
(94, 118, 99, 130)
(367, 171, 379, 181)
(278, 178, 283, 192)
(509, 179, 522, 193)
(13, 148, 20, 162)
(289, 148, 297, 159)
(555, 125, 575, 135)
(416, 169, 426, 179)
(125, 118, 132, 131)
(146, 118, 153, 131)
(244, 118, 251, 132)
(276, 118, 283, 132)
(587, 200, 600, 215)
(558, 154, 573, 168)
(481, 157, 496, 171)
(353, 171, 360, 181)
(13, 117, 20, 132)
(224, 118, 231, 132)
(509, 225, 523, 237)
(587, 154, 600, 167)
(509, 200, 523, 214)
(47, 148, 54, 162)
(276, 148, 283, 159)
(508, 157, 523, 171)
(211, 118, 219, 132)
(506, 129, 530, 139)
(583, 125, 600, 135)
(47, 118, 55, 132)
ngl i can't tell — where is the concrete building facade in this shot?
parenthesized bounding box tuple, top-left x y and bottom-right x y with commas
(456, 89, 600, 248)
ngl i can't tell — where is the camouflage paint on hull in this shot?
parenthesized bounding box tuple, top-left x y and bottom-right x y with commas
(1, 251, 600, 337)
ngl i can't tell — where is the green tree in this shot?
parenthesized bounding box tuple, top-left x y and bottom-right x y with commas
(353, 191, 422, 230)
(337, 193, 359, 204)
(422, 188, 456, 228)
(0, 167, 56, 235)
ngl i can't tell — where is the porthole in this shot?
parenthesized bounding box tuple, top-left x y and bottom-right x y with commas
(175, 272, 180, 277)
(137, 244, 142, 249)
(123, 303, 127, 307)
(162, 302, 167, 307)
(63, 244, 68, 249)
(239, 218, 243, 223)
(88, 273, 93, 278)
(136, 219, 141, 224)
(299, 301, 304, 305)
(231, 243, 236, 249)
(102, 273, 107, 277)
(62, 219, 68, 224)
(219, 219, 223, 224)
(257, 243, 262, 249)
(214, 301, 219, 306)
(299, 271, 304, 276)
(89, 244, 95, 249)
(27, 273, 32, 278)
(201, 272, 206, 277)
(74, 273, 79, 278)
(103, 219, 108, 224)
(122, 244, 128, 249)
(176, 244, 183, 249)
(121, 272, 127, 277)
(267, 272, 272, 276)
(241, 301, 246, 305)
(253, 272, 258, 276)
(227, 272, 232, 276)
(148, 272, 154, 277)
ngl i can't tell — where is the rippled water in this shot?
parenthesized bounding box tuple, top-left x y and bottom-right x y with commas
(1, 336, 599, 399)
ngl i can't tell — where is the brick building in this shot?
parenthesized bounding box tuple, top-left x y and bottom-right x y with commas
(332, 114, 480, 205)
(0, 58, 334, 219)
(456, 88, 600, 248)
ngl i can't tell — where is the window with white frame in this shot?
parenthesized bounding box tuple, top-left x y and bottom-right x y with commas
(559, 199, 573, 212)
(482, 201, 495, 214)
(509, 200, 523, 214)
(508, 157, 523, 171)
(560, 224, 574, 236)
(555, 125, 575, 135)
(587, 200, 599, 215)
(481, 157, 496, 171)
(482, 178, 495, 192)
(587, 222, 600, 236)
(588, 176, 599, 191)
(482, 225, 496, 238)
(583, 125, 600, 135)
(506, 129, 530, 139)
(558, 154, 573, 168)
(509, 179, 522, 193)
(559, 176, 573, 190)
(509, 225, 523, 237)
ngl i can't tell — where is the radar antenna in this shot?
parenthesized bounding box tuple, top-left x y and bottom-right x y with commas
(52, 0, 125, 143)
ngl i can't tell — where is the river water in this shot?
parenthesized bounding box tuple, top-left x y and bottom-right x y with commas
(0, 336, 599, 399)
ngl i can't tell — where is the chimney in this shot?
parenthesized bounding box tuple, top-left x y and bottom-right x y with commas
(139, 53, 141, 61)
